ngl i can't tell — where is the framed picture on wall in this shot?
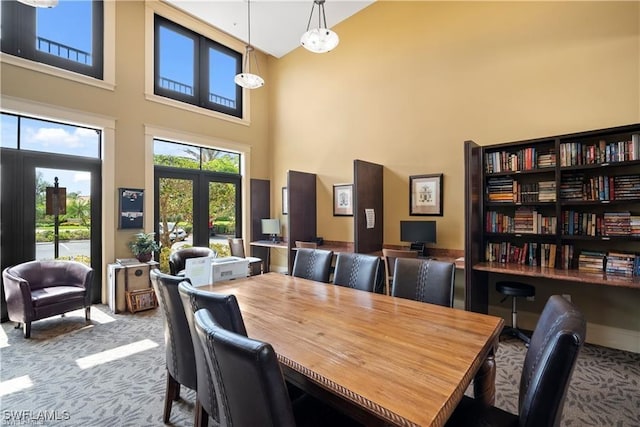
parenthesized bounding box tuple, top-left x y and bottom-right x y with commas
(282, 187, 288, 215)
(410, 174, 443, 216)
(119, 188, 144, 229)
(333, 184, 353, 216)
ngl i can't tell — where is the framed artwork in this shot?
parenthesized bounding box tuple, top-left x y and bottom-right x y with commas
(119, 188, 144, 229)
(282, 187, 288, 215)
(409, 174, 443, 216)
(333, 184, 353, 216)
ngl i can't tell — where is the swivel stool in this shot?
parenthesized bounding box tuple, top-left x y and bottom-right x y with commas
(496, 281, 535, 344)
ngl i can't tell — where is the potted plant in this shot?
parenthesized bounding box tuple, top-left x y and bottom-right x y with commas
(128, 232, 160, 262)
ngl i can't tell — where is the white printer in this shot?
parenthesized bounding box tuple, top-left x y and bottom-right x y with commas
(185, 256, 250, 286)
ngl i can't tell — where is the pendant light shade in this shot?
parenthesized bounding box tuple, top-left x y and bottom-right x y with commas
(235, 0, 264, 89)
(17, 0, 58, 7)
(301, 0, 339, 53)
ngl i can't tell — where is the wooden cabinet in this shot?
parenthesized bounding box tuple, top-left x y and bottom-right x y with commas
(464, 124, 640, 313)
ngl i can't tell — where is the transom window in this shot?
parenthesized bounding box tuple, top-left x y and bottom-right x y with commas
(154, 15, 243, 118)
(1, 113, 101, 159)
(153, 139, 241, 174)
(0, 0, 104, 79)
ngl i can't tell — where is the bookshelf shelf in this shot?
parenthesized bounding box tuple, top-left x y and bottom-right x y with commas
(464, 123, 640, 313)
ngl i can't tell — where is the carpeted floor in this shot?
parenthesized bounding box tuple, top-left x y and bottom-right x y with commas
(1, 305, 639, 426)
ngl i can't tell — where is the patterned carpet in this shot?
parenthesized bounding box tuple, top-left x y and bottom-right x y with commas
(1, 305, 639, 426)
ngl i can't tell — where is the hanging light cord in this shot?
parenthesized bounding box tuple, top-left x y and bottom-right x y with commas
(305, 0, 328, 31)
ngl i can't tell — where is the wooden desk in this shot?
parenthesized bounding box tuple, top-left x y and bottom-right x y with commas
(203, 273, 503, 427)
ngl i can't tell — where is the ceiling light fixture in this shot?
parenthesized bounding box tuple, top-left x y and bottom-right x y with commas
(17, 0, 58, 7)
(300, 0, 339, 53)
(234, 0, 264, 89)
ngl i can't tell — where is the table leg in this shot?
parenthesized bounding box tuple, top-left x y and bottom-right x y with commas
(473, 344, 497, 407)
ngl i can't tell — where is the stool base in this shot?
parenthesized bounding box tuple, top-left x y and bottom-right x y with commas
(501, 326, 531, 345)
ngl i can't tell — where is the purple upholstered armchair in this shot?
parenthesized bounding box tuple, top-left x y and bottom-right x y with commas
(2, 260, 94, 338)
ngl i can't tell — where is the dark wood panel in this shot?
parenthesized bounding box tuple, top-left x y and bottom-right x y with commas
(464, 140, 488, 313)
(287, 171, 317, 271)
(353, 160, 383, 254)
(250, 178, 270, 272)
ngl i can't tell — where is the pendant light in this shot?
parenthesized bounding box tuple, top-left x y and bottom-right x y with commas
(300, 0, 339, 53)
(17, 0, 58, 7)
(234, 0, 264, 89)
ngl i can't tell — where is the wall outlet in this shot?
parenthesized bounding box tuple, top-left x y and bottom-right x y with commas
(526, 295, 535, 302)
(562, 294, 572, 302)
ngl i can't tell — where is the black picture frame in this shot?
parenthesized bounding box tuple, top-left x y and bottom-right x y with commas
(119, 188, 144, 229)
(333, 184, 354, 216)
(409, 174, 443, 216)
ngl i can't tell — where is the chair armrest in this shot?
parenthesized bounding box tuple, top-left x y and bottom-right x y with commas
(2, 269, 34, 321)
(65, 263, 94, 304)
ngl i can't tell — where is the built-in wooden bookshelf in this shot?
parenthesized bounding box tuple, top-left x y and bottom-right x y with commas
(464, 124, 640, 313)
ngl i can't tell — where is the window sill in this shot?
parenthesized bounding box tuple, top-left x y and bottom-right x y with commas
(0, 53, 115, 92)
(144, 93, 250, 127)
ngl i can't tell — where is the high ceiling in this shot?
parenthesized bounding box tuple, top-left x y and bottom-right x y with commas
(165, 1, 375, 58)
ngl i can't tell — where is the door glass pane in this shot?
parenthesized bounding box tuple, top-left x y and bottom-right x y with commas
(209, 182, 236, 251)
(35, 167, 92, 262)
(158, 24, 194, 96)
(37, 0, 94, 65)
(158, 177, 193, 251)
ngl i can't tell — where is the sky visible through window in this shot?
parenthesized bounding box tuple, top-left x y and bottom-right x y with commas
(37, 0, 93, 64)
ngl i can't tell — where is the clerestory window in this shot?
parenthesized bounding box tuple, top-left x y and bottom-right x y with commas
(154, 15, 243, 119)
(0, 0, 104, 80)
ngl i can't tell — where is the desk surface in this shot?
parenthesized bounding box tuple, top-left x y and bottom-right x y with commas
(204, 273, 503, 427)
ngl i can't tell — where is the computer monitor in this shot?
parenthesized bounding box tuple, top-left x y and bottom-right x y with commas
(400, 221, 436, 256)
(261, 219, 281, 242)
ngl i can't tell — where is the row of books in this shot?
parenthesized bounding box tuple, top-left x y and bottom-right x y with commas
(485, 147, 556, 173)
(561, 211, 640, 237)
(485, 242, 573, 268)
(578, 251, 640, 276)
(559, 174, 640, 201)
(559, 134, 640, 167)
(486, 243, 640, 275)
(486, 178, 556, 203)
(486, 209, 556, 234)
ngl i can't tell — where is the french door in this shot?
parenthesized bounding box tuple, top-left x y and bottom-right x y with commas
(154, 167, 241, 252)
(1, 150, 102, 319)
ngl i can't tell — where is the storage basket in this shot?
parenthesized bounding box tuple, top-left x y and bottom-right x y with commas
(125, 288, 158, 313)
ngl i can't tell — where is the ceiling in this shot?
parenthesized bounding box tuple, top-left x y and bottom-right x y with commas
(165, 0, 375, 59)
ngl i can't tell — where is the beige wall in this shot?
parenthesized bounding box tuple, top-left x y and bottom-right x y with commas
(269, 1, 640, 351)
(1, 1, 271, 276)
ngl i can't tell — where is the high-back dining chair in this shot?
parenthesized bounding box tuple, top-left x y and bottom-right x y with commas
(178, 282, 247, 427)
(381, 248, 418, 295)
(332, 253, 381, 293)
(391, 258, 455, 308)
(445, 295, 586, 427)
(228, 238, 262, 276)
(149, 269, 196, 424)
(295, 241, 318, 249)
(291, 248, 333, 283)
(194, 308, 298, 427)
(169, 247, 217, 276)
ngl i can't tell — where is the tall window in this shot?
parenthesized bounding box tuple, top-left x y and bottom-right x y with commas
(154, 15, 243, 118)
(0, 0, 104, 79)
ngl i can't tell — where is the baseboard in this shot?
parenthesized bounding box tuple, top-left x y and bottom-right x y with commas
(491, 306, 640, 354)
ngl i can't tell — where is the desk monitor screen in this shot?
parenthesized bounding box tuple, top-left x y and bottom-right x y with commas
(400, 221, 436, 255)
(261, 219, 280, 242)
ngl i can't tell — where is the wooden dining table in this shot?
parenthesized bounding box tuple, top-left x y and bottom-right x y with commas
(201, 273, 503, 427)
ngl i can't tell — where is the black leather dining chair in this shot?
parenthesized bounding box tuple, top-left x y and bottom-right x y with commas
(149, 269, 196, 424)
(169, 247, 217, 276)
(445, 295, 586, 427)
(381, 248, 418, 295)
(178, 281, 247, 427)
(193, 308, 362, 427)
(391, 258, 455, 307)
(291, 248, 334, 283)
(332, 252, 381, 293)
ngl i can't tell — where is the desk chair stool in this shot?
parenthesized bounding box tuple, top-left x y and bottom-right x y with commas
(496, 281, 535, 344)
